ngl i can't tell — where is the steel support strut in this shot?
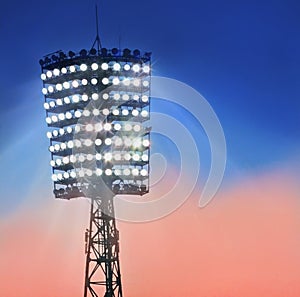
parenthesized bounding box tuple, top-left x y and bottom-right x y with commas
(84, 197, 123, 297)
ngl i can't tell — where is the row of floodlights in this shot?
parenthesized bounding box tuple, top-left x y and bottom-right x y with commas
(49, 137, 150, 153)
(44, 93, 149, 110)
(52, 167, 149, 182)
(40, 48, 151, 66)
(42, 77, 150, 95)
(41, 62, 150, 80)
(45, 109, 149, 124)
(51, 152, 149, 166)
(47, 123, 146, 139)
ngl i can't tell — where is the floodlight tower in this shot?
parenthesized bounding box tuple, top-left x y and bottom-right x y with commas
(39, 35, 151, 296)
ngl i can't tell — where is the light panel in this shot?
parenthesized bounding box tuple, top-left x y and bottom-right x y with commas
(41, 48, 151, 199)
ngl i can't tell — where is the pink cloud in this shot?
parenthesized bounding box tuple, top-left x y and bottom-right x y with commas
(0, 170, 299, 297)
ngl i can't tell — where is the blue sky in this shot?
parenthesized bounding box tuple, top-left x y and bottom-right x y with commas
(0, 0, 299, 215)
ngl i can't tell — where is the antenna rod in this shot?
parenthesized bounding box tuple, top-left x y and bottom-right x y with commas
(91, 4, 102, 52)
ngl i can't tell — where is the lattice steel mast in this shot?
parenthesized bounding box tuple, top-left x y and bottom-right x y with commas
(40, 7, 151, 297)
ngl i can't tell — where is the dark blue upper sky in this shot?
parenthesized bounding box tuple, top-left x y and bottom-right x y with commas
(0, 0, 299, 213)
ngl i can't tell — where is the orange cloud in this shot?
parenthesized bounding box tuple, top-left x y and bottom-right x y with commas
(0, 170, 299, 297)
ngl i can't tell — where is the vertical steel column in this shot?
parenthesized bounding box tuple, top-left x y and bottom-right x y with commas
(84, 198, 123, 297)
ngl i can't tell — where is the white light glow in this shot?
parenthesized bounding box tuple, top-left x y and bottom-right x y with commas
(104, 153, 112, 161)
(44, 102, 50, 109)
(52, 174, 58, 181)
(123, 168, 130, 175)
(112, 77, 120, 85)
(46, 71, 52, 78)
(114, 123, 121, 131)
(102, 109, 110, 116)
(96, 153, 102, 160)
(91, 78, 98, 85)
(132, 64, 140, 72)
(122, 94, 129, 101)
(80, 64, 87, 71)
(64, 97, 71, 104)
(51, 115, 58, 122)
(91, 63, 98, 70)
(86, 124, 94, 132)
(63, 156, 70, 164)
(122, 110, 129, 116)
(72, 80, 79, 88)
(67, 141, 74, 149)
(83, 110, 90, 117)
(93, 109, 100, 116)
(124, 153, 131, 161)
(124, 123, 132, 131)
(112, 109, 120, 116)
(105, 169, 112, 176)
(124, 64, 130, 71)
(142, 154, 148, 162)
(53, 68, 60, 76)
(72, 95, 80, 103)
(84, 139, 93, 147)
(42, 88, 48, 95)
(75, 110, 82, 118)
(101, 63, 109, 70)
(143, 81, 150, 87)
(78, 155, 85, 162)
(123, 79, 130, 86)
(81, 94, 88, 102)
(141, 169, 148, 176)
(105, 138, 112, 145)
(143, 139, 150, 147)
(96, 168, 103, 176)
(142, 95, 149, 102)
(133, 125, 141, 132)
(133, 79, 140, 87)
(63, 82, 70, 89)
(61, 67, 67, 74)
(102, 77, 109, 85)
(132, 109, 139, 116)
(143, 65, 150, 73)
(82, 79, 88, 85)
(87, 154, 93, 161)
(69, 65, 76, 72)
(114, 169, 121, 175)
(95, 139, 102, 146)
(113, 93, 120, 100)
(132, 168, 139, 176)
(41, 73, 47, 80)
(132, 154, 140, 161)
(48, 86, 54, 93)
(95, 123, 102, 132)
(60, 143, 67, 150)
(103, 123, 112, 131)
(66, 112, 72, 119)
(113, 63, 121, 71)
(141, 110, 148, 117)
(56, 99, 63, 105)
(58, 113, 65, 121)
(103, 93, 109, 100)
(92, 93, 99, 100)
